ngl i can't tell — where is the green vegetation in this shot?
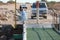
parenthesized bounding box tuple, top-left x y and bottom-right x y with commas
(0, 0, 15, 4)
(0, 1, 3, 4)
(7, 0, 15, 3)
(47, 1, 56, 8)
(0, 1, 3, 3)
(41, 0, 47, 2)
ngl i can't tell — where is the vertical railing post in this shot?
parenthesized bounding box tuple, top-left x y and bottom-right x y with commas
(14, 0, 16, 28)
(59, 15, 60, 31)
(36, 1, 39, 24)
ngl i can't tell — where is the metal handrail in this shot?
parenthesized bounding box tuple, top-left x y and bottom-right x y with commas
(51, 8, 60, 32)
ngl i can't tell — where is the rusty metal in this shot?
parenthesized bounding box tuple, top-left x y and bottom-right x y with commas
(36, 1, 39, 24)
(14, 0, 16, 28)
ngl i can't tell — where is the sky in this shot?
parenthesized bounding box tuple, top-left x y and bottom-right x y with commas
(0, 0, 60, 3)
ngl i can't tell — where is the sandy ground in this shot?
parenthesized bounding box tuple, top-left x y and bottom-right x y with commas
(0, 3, 60, 28)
